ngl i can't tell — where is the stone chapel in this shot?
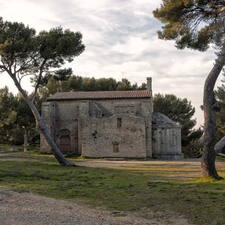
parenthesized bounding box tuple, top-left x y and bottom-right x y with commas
(40, 78, 183, 159)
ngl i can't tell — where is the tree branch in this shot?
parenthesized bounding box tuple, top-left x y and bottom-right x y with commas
(18, 73, 31, 84)
(31, 58, 47, 102)
(218, 7, 225, 14)
(14, 52, 40, 74)
(215, 136, 225, 153)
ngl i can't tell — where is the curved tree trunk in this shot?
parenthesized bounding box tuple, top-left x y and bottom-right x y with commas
(10, 75, 74, 166)
(201, 48, 225, 179)
(215, 136, 225, 154)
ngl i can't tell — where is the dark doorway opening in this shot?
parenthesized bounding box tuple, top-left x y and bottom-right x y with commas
(74, 119, 79, 155)
(59, 131, 71, 153)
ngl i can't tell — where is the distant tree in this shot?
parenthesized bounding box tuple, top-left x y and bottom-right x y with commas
(67, 76, 83, 91)
(41, 74, 145, 94)
(154, 94, 203, 156)
(14, 94, 37, 150)
(0, 87, 17, 142)
(46, 76, 61, 95)
(154, 0, 225, 178)
(0, 88, 39, 147)
(53, 68, 73, 81)
(0, 17, 85, 165)
(116, 78, 132, 90)
(96, 78, 118, 91)
(138, 82, 147, 90)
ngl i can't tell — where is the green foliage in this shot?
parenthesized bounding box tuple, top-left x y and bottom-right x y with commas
(153, 94, 203, 156)
(0, 16, 85, 103)
(0, 87, 17, 142)
(0, 17, 85, 149)
(0, 18, 37, 63)
(153, 0, 225, 51)
(40, 73, 145, 96)
(0, 87, 38, 145)
(116, 78, 133, 90)
(46, 76, 61, 95)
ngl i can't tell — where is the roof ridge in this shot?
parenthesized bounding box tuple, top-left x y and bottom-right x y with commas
(47, 90, 151, 101)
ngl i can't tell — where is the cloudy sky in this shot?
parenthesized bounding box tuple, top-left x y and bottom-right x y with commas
(0, 0, 222, 126)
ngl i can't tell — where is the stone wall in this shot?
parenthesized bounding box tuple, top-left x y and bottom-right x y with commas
(40, 102, 56, 153)
(81, 115, 146, 158)
(152, 112, 183, 159)
(40, 97, 153, 158)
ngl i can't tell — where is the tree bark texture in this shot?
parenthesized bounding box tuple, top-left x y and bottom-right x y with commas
(215, 136, 225, 154)
(10, 75, 74, 166)
(202, 49, 225, 179)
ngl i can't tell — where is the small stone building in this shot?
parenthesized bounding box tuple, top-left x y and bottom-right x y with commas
(41, 78, 183, 159)
(152, 112, 183, 159)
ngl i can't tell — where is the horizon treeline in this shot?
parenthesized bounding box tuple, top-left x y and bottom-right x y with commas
(1, 72, 225, 157)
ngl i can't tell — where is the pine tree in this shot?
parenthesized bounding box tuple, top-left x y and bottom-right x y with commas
(154, 0, 225, 178)
(0, 17, 85, 165)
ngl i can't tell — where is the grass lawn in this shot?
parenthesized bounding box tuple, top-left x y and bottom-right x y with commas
(1, 151, 225, 225)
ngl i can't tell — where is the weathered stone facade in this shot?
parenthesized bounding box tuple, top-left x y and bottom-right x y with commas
(41, 78, 183, 159)
(152, 112, 183, 159)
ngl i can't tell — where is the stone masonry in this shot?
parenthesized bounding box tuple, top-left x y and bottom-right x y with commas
(41, 78, 183, 159)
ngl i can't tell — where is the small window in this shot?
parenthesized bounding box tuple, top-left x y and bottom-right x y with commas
(113, 142, 119, 153)
(117, 118, 122, 128)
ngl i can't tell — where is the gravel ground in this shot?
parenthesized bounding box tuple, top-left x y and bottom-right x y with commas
(0, 188, 192, 225)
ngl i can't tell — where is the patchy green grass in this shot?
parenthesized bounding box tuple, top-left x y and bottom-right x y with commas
(0, 144, 23, 152)
(1, 153, 225, 225)
(0, 144, 39, 153)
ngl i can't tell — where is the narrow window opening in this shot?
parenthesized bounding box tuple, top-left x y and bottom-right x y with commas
(117, 118, 122, 128)
(113, 142, 119, 153)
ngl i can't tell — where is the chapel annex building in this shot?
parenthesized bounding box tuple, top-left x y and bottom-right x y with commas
(41, 78, 183, 159)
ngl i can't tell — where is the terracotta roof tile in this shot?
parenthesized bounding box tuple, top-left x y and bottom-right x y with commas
(47, 90, 151, 101)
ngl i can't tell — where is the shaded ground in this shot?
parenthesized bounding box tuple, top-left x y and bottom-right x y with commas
(0, 187, 191, 225)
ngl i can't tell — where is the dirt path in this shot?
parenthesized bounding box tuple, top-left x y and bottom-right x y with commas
(0, 188, 192, 225)
(74, 159, 201, 168)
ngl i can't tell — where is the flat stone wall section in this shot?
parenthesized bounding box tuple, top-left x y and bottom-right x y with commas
(40, 102, 56, 153)
(152, 112, 183, 159)
(81, 115, 146, 158)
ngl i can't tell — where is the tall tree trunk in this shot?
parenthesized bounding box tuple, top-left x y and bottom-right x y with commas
(201, 48, 225, 179)
(10, 75, 74, 166)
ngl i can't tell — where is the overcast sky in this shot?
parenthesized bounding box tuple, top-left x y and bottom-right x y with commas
(0, 0, 222, 126)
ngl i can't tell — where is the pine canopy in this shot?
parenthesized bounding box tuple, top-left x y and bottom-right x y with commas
(153, 0, 225, 51)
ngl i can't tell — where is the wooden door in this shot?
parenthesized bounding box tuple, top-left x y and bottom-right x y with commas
(59, 135, 71, 153)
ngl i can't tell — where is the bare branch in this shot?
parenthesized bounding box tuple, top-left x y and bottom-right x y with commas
(18, 73, 31, 84)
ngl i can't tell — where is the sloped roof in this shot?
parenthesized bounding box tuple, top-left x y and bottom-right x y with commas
(152, 112, 181, 128)
(47, 90, 151, 101)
